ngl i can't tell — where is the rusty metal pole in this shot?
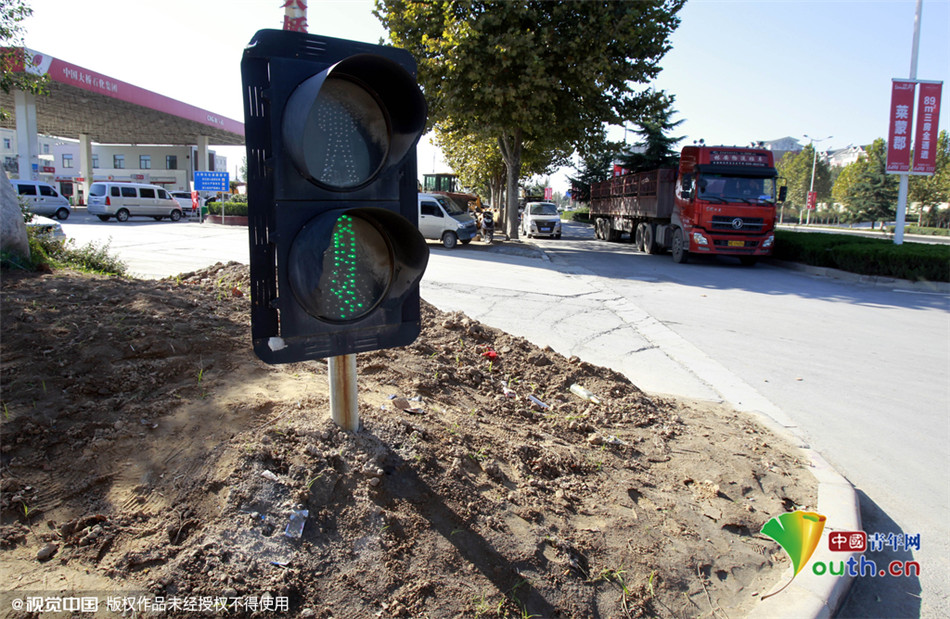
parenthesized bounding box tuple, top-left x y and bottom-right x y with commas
(328, 354, 359, 432)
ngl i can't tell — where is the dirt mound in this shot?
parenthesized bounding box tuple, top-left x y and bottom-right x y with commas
(0, 262, 815, 618)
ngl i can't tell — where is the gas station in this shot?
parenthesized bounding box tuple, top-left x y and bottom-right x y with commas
(0, 48, 245, 204)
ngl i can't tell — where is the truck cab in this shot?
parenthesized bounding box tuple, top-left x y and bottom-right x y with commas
(589, 145, 784, 265)
(674, 146, 783, 264)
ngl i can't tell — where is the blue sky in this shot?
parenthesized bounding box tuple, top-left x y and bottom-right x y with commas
(24, 0, 950, 191)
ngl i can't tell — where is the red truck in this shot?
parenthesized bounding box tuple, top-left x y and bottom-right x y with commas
(589, 145, 786, 265)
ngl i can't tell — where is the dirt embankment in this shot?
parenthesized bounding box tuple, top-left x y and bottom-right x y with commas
(0, 263, 815, 618)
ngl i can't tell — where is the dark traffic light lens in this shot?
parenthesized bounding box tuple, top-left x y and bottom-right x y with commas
(288, 212, 393, 322)
(289, 76, 390, 189)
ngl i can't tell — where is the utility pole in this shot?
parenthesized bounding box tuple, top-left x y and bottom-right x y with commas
(803, 134, 832, 226)
(893, 0, 923, 245)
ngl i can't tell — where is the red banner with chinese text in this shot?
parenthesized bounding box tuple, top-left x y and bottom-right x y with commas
(912, 82, 943, 175)
(282, 0, 308, 32)
(886, 80, 916, 173)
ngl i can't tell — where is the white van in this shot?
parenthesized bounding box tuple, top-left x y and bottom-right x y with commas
(418, 192, 477, 248)
(10, 179, 71, 220)
(87, 182, 184, 222)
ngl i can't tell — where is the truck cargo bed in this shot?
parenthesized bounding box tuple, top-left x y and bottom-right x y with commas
(590, 168, 676, 220)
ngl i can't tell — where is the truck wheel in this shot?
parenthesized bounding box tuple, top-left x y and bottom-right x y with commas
(442, 231, 458, 249)
(671, 228, 688, 263)
(97, 215, 111, 222)
(55, 208, 70, 220)
(634, 223, 645, 251)
(170, 210, 183, 222)
(594, 218, 606, 240)
(115, 209, 130, 222)
(643, 224, 657, 254)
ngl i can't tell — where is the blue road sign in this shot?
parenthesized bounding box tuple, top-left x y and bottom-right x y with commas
(194, 171, 230, 192)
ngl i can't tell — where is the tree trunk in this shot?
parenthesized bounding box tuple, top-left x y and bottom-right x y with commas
(499, 130, 523, 239)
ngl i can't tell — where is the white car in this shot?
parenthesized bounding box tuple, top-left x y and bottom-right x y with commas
(27, 215, 66, 239)
(521, 201, 562, 239)
(170, 191, 197, 212)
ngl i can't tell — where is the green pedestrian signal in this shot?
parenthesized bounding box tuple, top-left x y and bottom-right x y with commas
(241, 29, 428, 363)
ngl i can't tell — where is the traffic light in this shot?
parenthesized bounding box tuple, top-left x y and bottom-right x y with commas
(241, 29, 429, 364)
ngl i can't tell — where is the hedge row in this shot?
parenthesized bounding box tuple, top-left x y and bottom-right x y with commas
(207, 201, 249, 217)
(774, 230, 950, 282)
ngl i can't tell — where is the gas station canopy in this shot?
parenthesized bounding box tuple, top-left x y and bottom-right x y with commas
(0, 48, 245, 146)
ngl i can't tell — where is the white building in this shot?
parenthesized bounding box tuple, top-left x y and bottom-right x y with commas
(2, 128, 227, 204)
(826, 145, 867, 168)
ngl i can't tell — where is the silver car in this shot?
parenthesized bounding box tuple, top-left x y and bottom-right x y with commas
(521, 201, 562, 239)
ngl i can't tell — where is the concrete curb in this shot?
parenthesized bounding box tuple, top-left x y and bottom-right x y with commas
(739, 413, 861, 619)
(769, 259, 950, 294)
(521, 238, 862, 619)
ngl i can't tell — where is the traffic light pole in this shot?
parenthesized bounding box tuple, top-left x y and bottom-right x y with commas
(241, 27, 428, 435)
(328, 354, 359, 432)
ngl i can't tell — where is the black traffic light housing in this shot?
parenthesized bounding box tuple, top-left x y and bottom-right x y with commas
(241, 29, 429, 364)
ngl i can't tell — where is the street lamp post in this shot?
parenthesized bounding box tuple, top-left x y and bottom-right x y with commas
(803, 134, 832, 225)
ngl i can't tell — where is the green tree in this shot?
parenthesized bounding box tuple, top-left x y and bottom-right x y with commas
(619, 92, 684, 173)
(376, 0, 685, 238)
(909, 129, 950, 226)
(831, 157, 864, 222)
(0, 0, 47, 120)
(848, 138, 898, 225)
(776, 144, 832, 223)
(568, 128, 620, 203)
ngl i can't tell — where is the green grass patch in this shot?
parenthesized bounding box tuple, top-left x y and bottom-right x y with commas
(774, 230, 950, 282)
(1, 231, 127, 276)
(904, 225, 950, 237)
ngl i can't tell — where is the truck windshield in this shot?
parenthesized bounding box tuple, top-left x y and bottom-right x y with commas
(698, 175, 775, 204)
(436, 195, 467, 216)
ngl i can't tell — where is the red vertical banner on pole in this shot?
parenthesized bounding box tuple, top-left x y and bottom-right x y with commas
(282, 0, 308, 32)
(912, 82, 943, 175)
(886, 80, 917, 173)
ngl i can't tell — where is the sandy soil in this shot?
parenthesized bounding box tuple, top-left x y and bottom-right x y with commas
(0, 262, 816, 618)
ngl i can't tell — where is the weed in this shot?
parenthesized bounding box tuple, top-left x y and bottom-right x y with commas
(593, 568, 633, 613)
(505, 579, 540, 619)
(306, 472, 325, 490)
(2, 402, 9, 420)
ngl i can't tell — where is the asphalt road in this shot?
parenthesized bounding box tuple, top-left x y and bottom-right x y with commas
(57, 211, 949, 617)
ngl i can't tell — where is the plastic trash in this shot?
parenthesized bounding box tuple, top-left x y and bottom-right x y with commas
(285, 508, 309, 539)
(527, 394, 550, 409)
(570, 384, 601, 404)
(500, 381, 516, 398)
(260, 470, 280, 482)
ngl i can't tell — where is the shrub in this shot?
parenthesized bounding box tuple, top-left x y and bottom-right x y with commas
(1, 227, 128, 276)
(570, 206, 591, 223)
(774, 230, 949, 282)
(207, 201, 249, 217)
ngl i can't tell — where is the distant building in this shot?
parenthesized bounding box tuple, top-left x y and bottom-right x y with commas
(1, 128, 227, 203)
(759, 137, 803, 164)
(826, 145, 867, 168)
